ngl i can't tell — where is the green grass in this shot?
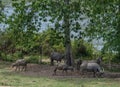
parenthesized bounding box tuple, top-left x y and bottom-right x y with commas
(0, 61, 120, 87)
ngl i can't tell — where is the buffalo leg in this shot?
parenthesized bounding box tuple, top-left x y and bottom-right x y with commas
(51, 59, 54, 65)
(54, 67, 57, 75)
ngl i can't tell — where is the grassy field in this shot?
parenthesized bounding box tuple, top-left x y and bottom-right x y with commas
(0, 61, 120, 87)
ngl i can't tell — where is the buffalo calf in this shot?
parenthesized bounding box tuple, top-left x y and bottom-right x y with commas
(12, 59, 27, 71)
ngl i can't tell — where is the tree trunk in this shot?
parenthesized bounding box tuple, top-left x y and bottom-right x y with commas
(64, 0, 74, 66)
(39, 45, 42, 64)
(65, 43, 74, 66)
(108, 59, 112, 70)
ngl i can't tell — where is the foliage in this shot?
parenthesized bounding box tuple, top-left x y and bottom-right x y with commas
(4, 0, 40, 55)
(101, 52, 120, 64)
(38, 28, 65, 55)
(0, 51, 23, 62)
(85, 0, 120, 54)
(72, 39, 94, 59)
(26, 55, 40, 63)
(111, 54, 120, 63)
(0, 0, 119, 63)
(5, 54, 14, 62)
(0, 0, 4, 22)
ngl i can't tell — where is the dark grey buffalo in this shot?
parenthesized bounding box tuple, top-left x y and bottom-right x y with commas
(50, 52, 64, 65)
(53, 64, 74, 75)
(12, 59, 27, 71)
(76, 57, 102, 71)
(80, 62, 104, 77)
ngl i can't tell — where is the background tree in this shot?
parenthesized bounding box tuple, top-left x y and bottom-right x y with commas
(31, 0, 92, 66)
(6, 0, 39, 54)
(84, 0, 120, 62)
(2, 0, 119, 64)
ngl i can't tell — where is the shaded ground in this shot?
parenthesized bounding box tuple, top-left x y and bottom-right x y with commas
(11, 63, 120, 78)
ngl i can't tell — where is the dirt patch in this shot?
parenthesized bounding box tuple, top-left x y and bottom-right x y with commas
(11, 64, 120, 78)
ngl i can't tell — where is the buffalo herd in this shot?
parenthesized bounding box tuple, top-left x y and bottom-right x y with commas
(11, 52, 104, 77)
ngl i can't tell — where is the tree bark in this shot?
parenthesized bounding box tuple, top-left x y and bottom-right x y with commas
(64, 0, 74, 66)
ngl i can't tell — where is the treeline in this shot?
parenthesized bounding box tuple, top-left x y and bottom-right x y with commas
(0, 27, 119, 64)
(0, 28, 95, 62)
(0, 0, 120, 64)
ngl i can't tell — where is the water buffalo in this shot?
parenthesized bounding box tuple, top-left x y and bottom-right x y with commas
(53, 64, 74, 75)
(50, 52, 64, 65)
(12, 59, 27, 71)
(76, 57, 102, 71)
(80, 62, 104, 77)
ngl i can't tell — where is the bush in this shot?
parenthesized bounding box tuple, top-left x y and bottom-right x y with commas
(72, 39, 94, 59)
(111, 56, 120, 63)
(6, 54, 14, 62)
(1, 52, 7, 61)
(0, 53, 15, 62)
(0, 51, 24, 62)
(26, 55, 40, 63)
(13, 51, 23, 58)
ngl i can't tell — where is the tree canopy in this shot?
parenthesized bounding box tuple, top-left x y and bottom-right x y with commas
(0, 0, 120, 63)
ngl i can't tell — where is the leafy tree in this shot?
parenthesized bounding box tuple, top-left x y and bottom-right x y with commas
(85, 0, 120, 55)
(30, 0, 91, 66)
(5, 0, 119, 64)
(5, 0, 39, 54)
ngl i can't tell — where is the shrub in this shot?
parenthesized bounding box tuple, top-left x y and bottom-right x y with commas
(26, 55, 40, 63)
(0, 51, 24, 62)
(1, 53, 15, 62)
(13, 51, 23, 58)
(111, 55, 120, 63)
(1, 52, 7, 61)
(6, 54, 14, 62)
(72, 39, 94, 59)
